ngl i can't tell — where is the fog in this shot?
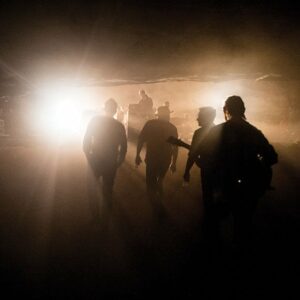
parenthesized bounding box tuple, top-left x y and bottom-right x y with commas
(85, 79, 300, 144)
(1, 2, 300, 298)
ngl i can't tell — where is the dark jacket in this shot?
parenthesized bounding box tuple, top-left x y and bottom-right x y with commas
(198, 118, 278, 197)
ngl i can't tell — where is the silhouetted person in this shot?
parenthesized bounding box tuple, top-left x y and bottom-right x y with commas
(196, 96, 278, 248)
(83, 98, 127, 219)
(138, 89, 153, 114)
(135, 106, 178, 217)
(183, 106, 216, 183)
(164, 101, 173, 114)
(183, 107, 216, 242)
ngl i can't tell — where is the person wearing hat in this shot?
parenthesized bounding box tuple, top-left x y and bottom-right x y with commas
(135, 105, 178, 218)
(83, 98, 127, 220)
(195, 95, 278, 248)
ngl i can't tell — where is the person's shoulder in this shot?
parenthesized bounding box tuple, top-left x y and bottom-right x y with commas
(140, 119, 155, 132)
(145, 119, 157, 126)
(213, 122, 225, 129)
(110, 117, 125, 128)
(241, 120, 257, 129)
(228, 119, 268, 141)
(88, 115, 102, 126)
(193, 127, 204, 137)
(243, 120, 264, 136)
(168, 121, 178, 130)
(194, 125, 215, 134)
(166, 121, 178, 134)
(225, 119, 256, 130)
(210, 123, 225, 133)
(203, 123, 225, 141)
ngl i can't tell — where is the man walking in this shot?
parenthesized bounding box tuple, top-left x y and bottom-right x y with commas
(183, 106, 216, 184)
(197, 96, 278, 247)
(83, 98, 127, 219)
(135, 106, 178, 217)
(183, 107, 216, 241)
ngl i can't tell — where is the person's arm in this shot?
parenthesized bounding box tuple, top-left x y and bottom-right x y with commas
(191, 126, 220, 170)
(183, 131, 198, 182)
(148, 97, 153, 109)
(118, 124, 128, 167)
(170, 128, 178, 173)
(257, 130, 278, 166)
(183, 156, 194, 182)
(83, 119, 93, 158)
(135, 123, 147, 166)
(82, 119, 97, 173)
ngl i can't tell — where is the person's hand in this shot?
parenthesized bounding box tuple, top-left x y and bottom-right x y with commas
(183, 171, 190, 182)
(170, 162, 176, 173)
(135, 155, 142, 167)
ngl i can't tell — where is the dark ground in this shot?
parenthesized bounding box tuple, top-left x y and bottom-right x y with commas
(0, 138, 299, 299)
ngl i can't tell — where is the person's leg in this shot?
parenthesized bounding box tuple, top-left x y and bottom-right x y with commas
(86, 164, 102, 221)
(157, 163, 170, 199)
(152, 164, 169, 220)
(146, 163, 158, 200)
(146, 163, 167, 219)
(201, 172, 220, 244)
(232, 193, 258, 248)
(102, 167, 117, 209)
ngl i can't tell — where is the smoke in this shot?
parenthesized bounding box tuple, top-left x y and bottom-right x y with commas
(87, 79, 300, 144)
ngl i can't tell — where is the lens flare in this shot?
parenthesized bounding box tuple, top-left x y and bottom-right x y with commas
(202, 82, 244, 124)
(36, 84, 92, 141)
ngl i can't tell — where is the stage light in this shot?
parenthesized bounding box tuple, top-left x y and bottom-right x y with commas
(203, 81, 244, 124)
(35, 84, 94, 141)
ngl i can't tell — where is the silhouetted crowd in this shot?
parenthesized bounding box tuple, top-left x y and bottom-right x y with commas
(83, 93, 278, 250)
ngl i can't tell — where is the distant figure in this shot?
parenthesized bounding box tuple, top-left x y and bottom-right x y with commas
(138, 89, 153, 114)
(164, 101, 173, 114)
(196, 96, 278, 247)
(135, 106, 178, 217)
(83, 98, 127, 218)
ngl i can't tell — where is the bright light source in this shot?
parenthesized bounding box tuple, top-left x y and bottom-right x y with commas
(202, 81, 244, 124)
(35, 84, 95, 141)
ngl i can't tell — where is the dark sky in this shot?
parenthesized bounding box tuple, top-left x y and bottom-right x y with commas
(0, 0, 299, 89)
